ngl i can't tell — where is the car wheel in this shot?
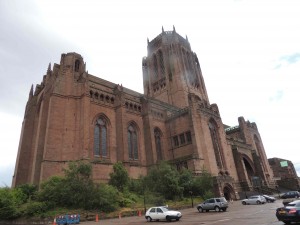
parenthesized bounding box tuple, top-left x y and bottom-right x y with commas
(146, 216, 152, 222)
(222, 208, 227, 212)
(256, 200, 261, 204)
(215, 206, 220, 212)
(206, 210, 209, 212)
(242, 201, 246, 205)
(166, 216, 171, 222)
(176, 218, 179, 221)
(283, 221, 291, 225)
(197, 207, 204, 213)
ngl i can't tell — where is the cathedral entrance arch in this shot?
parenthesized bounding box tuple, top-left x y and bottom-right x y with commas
(242, 155, 255, 179)
(223, 184, 235, 200)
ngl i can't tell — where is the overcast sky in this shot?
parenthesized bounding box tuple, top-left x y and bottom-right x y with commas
(1, 0, 299, 186)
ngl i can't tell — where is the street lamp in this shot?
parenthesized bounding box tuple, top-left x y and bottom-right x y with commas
(189, 191, 194, 207)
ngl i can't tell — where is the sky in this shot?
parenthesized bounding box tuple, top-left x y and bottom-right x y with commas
(1, 0, 299, 187)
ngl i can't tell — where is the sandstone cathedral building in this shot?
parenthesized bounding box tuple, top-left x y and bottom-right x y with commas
(13, 27, 275, 200)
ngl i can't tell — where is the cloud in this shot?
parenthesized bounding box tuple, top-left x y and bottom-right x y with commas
(274, 53, 300, 69)
(281, 53, 300, 64)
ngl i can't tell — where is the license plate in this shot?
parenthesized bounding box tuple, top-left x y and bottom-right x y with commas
(279, 210, 286, 215)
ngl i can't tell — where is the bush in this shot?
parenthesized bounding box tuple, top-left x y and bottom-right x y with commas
(88, 184, 119, 212)
(109, 162, 129, 192)
(203, 190, 214, 200)
(24, 201, 48, 217)
(38, 176, 65, 207)
(0, 188, 20, 219)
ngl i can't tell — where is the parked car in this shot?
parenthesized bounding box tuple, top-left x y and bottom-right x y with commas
(241, 195, 266, 205)
(281, 191, 300, 199)
(197, 197, 228, 212)
(263, 194, 276, 203)
(276, 200, 300, 224)
(145, 206, 182, 222)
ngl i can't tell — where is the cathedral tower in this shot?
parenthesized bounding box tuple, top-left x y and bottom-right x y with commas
(142, 26, 209, 108)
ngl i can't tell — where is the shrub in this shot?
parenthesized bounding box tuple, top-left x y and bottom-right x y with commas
(24, 201, 48, 216)
(0, 188, 19, 219)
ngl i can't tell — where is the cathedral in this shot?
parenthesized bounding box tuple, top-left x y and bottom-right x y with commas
(13, 27, 275, 200)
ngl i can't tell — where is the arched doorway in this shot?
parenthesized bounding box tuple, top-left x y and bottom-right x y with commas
(223, 184, 235, 201)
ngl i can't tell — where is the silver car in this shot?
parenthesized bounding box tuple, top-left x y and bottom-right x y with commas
(241, 195, 266, 205)
(197, 197, 229, 212)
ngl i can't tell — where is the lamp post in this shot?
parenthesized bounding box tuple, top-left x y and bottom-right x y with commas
(189, 191, 194, 207)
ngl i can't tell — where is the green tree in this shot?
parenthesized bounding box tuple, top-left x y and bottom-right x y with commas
(190, 169, 213, 197)
(62, 161, 94, 209)
(109, 162, 129, 192)
(38, 161, 121, 212)
(38, 176, 65, 207)
(16, 183, 38, 202)
(178, 168, 194, 196)
(0, 187, 19, 219)
(144, 161, 183, 200)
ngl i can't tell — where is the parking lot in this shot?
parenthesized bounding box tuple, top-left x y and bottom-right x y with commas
(79, 200, 289, 225)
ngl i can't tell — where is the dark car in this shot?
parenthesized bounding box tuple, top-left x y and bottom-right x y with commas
(276, 200, 300, 224)
(281, 191, 300, 199)
(263, 194, 276, 203)
(197, 197, 228, 212)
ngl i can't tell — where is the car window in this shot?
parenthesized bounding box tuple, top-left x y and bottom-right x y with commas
(208, 199, 215, 203)
(161, 207, 168, 212)
(216, 199, 220, 202)
(287, 203, 296, 206)
(157, 208, 163, 213)
(150, 208, 156, 213)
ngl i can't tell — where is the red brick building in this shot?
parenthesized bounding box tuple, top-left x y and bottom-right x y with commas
(12, 28, 275, 199)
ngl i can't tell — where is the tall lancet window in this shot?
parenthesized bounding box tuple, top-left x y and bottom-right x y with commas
(154, 128, 163, 161)
(94, 118, 107, 157)
(209, 120, 225, 170)
(128, 124, 138, 160)
(153, 54, 158, 78)
(75, 59, 80, 72)
(158, 50, 165, 76)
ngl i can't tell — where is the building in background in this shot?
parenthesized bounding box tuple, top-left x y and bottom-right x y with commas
(268, 157, 300, 190)
(12, 27, 275, 199)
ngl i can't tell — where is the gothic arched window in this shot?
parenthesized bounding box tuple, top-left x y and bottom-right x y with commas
(154, 128, 163, 161)
(153, 54, 158, 78)
(128, 124, 138, 160)
(75, 59, 80, 72)
(209, 120, 225, 169)
(94, 118, 107, 157)
(158, 50, 165, 76)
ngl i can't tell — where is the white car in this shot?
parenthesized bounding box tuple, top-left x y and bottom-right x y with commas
(145, 206, 182, 222)
(241, 195, 266, 205)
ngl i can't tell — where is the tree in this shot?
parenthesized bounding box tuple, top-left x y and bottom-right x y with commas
(16, 184, 38, 202)
(0, 188, 19, 219)
(38, 176, 65, 207)
(190, 169, 213, 197)
(109, 162, 129, 192)
(178, 168, 194, 196)
(62, 161, 94, 209)
(144, 161, 183, 200)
